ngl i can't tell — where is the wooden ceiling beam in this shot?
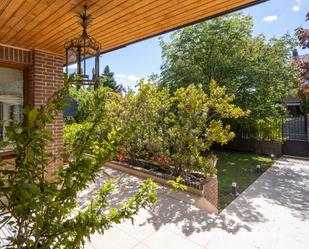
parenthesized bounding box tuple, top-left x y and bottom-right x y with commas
(39, 0, 171, 51)
(44, 0, 248, 53)
(89, 0, 231, 48)
(20, 0, 117, 48)
(0, 0, 39, 41)
(24, 0, 152, 50)
(0, 0, 26, 34)
(101, 0, 256, 52)
(0, 0, 267, 55)
(2, 0, 82, 45)
(42, 0, 232, 52)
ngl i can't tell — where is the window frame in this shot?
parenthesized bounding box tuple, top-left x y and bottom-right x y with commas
(0, 62, 29, 159)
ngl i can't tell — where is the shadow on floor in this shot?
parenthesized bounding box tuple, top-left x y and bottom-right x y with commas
(78, 158, 309, 237)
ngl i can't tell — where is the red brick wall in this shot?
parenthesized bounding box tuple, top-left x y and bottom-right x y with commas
(0, 45, 32, 65)
(0, 45, 64, 169)
(31, 50, 64, 168)
(202, 176, 218, 208)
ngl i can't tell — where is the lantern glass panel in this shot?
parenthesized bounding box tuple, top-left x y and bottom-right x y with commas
(64, 5, 101, 88)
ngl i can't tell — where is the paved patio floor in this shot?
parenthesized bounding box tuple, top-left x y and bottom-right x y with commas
(83, 157, 309, 249)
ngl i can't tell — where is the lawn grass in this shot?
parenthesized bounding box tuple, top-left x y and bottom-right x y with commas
(215, 149, 273, 210)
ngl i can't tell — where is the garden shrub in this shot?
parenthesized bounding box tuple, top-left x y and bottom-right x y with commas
(165, 81, 246, 176)
(0, 75, 157, 249)
(108, 80, 246, 178)
(106, 81, 172, 160)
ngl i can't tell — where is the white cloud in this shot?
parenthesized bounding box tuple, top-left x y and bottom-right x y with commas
(115, 73, 142, 90)
(115, 74, 127, 79)
(262, 15, 278, 22)
(293, 5, 300, 11)
(292, 0, 302, 11)
(127, 75, 140, 81)
(67, 63, 77, 69)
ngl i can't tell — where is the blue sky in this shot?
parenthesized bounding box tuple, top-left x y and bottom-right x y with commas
(91, 0, 309, 89)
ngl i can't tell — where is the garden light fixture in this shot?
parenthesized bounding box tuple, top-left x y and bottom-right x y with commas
(256, 164, 261, 173)
(65, 5, 101, 89)
(231, 182, 239, 196)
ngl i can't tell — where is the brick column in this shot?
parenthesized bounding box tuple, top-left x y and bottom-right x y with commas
(0, 45, 64, 171)
(202, 176, 218, 208)
(31, 50, 64, 169)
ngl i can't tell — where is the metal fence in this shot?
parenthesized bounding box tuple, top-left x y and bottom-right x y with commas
(232, 115, 309, 142)
(282, 115, 309, 141)
(232, 119, 284, 142)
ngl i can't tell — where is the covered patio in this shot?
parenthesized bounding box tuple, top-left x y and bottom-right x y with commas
(0, 0, 267, 162)
(0, 0, 271, 248)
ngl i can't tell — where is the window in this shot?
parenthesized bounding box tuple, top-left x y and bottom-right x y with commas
(0, 66, 24, 143)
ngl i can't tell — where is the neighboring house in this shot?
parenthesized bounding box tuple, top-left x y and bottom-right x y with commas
(286, 50, 309, 116)
(286, 95, 302, 116)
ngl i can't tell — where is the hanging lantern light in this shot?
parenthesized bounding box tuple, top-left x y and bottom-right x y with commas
(65, 5, 101, 89)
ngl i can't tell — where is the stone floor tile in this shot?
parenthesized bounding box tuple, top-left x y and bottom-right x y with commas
(142, 227, 203, 249)
(87, 228, 139, 249)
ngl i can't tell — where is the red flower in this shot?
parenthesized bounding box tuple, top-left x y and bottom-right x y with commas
(150, 155, 171, 165)
(117, 153, 128, 162)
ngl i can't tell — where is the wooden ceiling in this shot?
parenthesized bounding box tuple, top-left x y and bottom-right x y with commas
(0, 0, 266, 57)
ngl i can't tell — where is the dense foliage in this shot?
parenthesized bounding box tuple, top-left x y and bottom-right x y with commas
(68, 66, 122, 123)
(159, 13, 298, 122)
(99, 65, 123, 92)
(295, 12, 309, 114)
(106, 80, 246, 177)
(296, 12, 309, 49)
(0, 75, 157, 249)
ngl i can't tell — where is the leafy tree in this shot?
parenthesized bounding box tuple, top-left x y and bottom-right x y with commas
(100, 65, 123, 92)
(106, 80, 171, 160)
(300, 94, 309, 114)
(296, 12, 309, 49)
(67, 66, 123, 123)
(68, 87, 93, 123)
(109, 80, 246, 177)
(0, 74, 157, 249)
(160, 13, 298, 121)
(295, 12, 309, 114)
(69, 86, 114, 123)
(166, 81, 246, 176)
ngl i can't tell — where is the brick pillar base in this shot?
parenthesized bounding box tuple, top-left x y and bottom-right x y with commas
(202, 176, 218, 208)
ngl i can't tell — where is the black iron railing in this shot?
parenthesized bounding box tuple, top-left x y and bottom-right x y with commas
(232, 115, 309, 142)
(282, 115, 309, 141)
(232, 119, 284, 142)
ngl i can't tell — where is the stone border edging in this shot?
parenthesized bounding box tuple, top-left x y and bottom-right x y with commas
(105, 160, 218, 208)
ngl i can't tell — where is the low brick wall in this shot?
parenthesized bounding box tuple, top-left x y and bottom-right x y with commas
(214, 138, 282, 157)
(105, 161, 218, 208)
(202, 176, 218, 208)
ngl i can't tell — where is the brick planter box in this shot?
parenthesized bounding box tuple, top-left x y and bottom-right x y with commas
(105, 160, 218, 208)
